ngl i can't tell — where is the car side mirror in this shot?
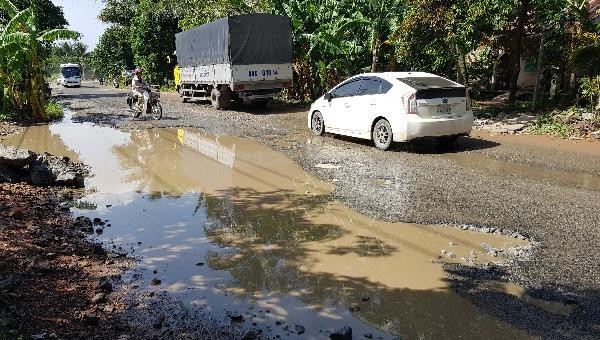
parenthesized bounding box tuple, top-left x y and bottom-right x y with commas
(324, 93, 333, 101)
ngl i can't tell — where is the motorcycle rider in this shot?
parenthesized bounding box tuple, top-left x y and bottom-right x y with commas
(131, 67, 150, 113)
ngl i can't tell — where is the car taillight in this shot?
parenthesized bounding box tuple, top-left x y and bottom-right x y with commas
(408, 94, 418, 114)
(466, 89, 472, 111)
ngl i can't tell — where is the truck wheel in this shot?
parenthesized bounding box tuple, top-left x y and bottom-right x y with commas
(211, 88, 230, 110)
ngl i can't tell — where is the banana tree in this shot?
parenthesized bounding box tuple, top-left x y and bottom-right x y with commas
(0, 0, 79, 120)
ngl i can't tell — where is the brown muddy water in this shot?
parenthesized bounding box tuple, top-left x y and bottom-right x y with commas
(3, 115, 542, 339)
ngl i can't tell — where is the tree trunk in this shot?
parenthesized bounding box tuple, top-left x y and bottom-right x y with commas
(455, 44, 467, 85)
(508, 0, 529, 108)
(371, 32, 382, 73)
(532, 33, 545, 112)
(491, 58, 500, 90)
(29, 49, 48, 121)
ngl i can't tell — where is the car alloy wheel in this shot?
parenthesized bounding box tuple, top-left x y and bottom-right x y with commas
(311, 111, 324, 136)
(373, 119, 393, 151)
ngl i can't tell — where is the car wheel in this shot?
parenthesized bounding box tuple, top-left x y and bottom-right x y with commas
(373, 119, 393, 151)
(311, 111, 325, 136)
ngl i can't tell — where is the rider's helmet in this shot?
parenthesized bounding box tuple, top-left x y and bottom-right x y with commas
(134, 67, 142, 75)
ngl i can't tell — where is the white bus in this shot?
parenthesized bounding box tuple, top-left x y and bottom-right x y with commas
(57, 63, 82, 87)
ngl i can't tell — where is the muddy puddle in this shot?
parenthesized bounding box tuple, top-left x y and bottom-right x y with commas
(2, 115, 547, 339)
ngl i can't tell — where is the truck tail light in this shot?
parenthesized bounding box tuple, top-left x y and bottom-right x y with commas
(407, 94, 418, 115)
(282, 81, 293, 88)
(233, 84, 245, 91)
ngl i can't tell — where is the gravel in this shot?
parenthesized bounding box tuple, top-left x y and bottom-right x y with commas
(54, 83, 600, 339)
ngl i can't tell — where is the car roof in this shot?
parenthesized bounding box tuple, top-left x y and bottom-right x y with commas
(352, 72, 462, 87)
(60, 63, 80, 67)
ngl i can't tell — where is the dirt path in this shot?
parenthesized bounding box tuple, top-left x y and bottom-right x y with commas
(41, 82, 600, 339)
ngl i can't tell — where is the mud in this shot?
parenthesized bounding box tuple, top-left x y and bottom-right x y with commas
(1, 115, 538, 339)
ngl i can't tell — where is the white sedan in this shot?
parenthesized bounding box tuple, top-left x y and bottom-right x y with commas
(307, 72, 474, 150)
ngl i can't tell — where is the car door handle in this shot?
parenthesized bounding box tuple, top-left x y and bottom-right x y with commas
(344, 103, 350, 108)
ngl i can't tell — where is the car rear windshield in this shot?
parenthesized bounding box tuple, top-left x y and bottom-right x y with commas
(397, 76, 465, 99)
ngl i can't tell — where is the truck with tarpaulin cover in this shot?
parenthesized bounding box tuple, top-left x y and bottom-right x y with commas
(175, 14, 294, 109)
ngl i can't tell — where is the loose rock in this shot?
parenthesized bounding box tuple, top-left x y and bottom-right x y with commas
(330, 326, 352, 340)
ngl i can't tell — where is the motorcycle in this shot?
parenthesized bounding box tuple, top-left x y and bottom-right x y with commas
(113, 78, 119, 89)
(99, 77, 104, 85)
(126, 86, 163, 120)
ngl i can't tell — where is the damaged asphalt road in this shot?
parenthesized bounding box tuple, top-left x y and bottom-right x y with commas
(53, 83, 600, 339)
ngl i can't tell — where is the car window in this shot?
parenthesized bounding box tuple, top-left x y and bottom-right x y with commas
(357, 77, 393, 96)
(397, 76, 461, 89)
(331, 79, 361, 98)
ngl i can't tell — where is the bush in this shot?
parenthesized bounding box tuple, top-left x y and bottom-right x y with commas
(159, 81, 176, 93)
(580, 76, 600, 112)
(524, 107, 600, 138)
(45, 101, 64, 121)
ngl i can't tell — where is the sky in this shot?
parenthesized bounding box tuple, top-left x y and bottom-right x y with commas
(51, 0, 107, 50)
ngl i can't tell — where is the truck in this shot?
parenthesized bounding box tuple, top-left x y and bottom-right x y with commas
(175, 14, 294, 109)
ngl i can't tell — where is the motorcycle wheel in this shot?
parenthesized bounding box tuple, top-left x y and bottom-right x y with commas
(150, 103, 162, 120)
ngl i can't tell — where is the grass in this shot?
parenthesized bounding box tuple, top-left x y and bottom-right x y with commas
(527, 114, 577, 138)
(526, 107, 599, 139)
(46, 101, 64, 121)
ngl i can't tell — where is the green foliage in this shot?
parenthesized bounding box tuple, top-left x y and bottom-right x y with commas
(90, 0, 600, 111)
(130, 0, 179, 84)
(95, 0, 179, 84)
(44, 41, 90, 76)
(580, 76, 600, 111)
(0, 0, 67, 31)
(159, 81, 176, 92)
(528, 113, 576, 138)
(99, 0, 137, 26)
(91, 26, 134, 79)
(0, 0, 78, 121)
(525, 106, 600, 138)
(165, 0, 269, 30)
(45, 100, 63, 121)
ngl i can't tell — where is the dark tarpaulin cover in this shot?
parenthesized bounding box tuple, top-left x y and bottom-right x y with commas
(175, 14, 292, 67)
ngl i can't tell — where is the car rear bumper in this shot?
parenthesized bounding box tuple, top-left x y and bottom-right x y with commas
(400, 112, 474, 141)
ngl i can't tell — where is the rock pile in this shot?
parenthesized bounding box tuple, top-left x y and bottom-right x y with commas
(0, 145, 87, 187)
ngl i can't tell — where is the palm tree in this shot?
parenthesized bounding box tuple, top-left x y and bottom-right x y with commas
(0, 0, 79, 120)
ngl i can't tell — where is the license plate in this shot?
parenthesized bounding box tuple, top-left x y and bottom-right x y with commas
(437, 105, 451, 114)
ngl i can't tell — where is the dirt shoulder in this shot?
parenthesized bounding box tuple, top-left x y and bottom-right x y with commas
(0, 183, 130, 339)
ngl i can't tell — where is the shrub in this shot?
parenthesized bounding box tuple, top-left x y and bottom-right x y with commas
(45, 101, 64, 121)
(580, 76, 600, 112)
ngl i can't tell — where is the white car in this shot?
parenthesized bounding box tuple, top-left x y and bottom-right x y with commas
(307, 72, 474, 150)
